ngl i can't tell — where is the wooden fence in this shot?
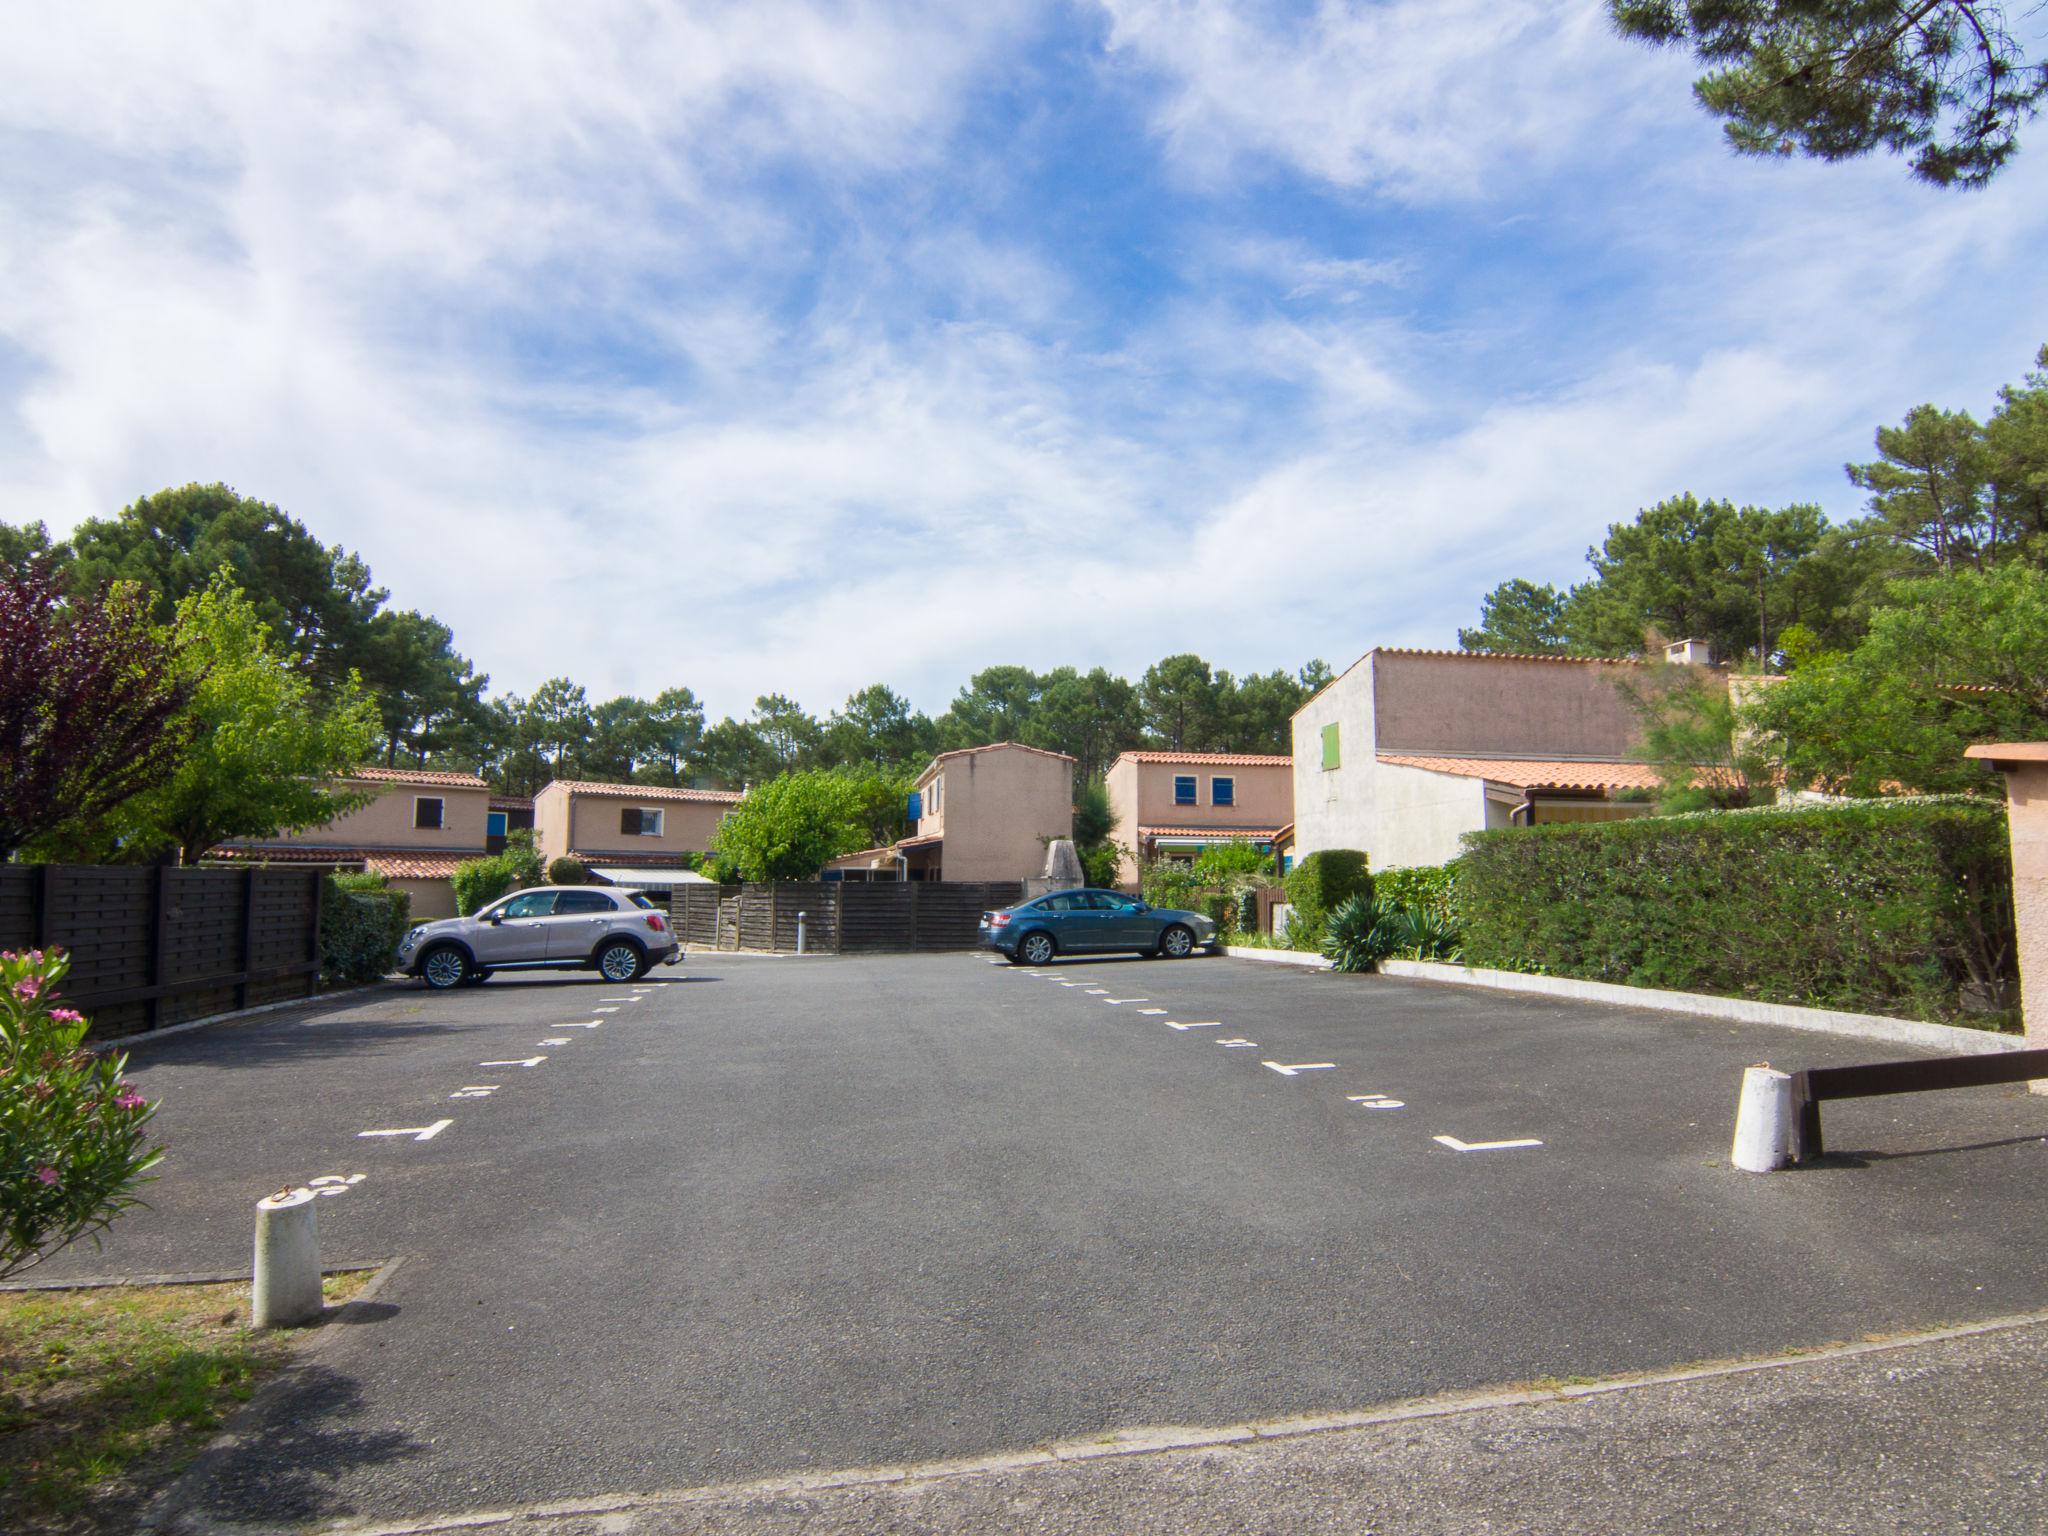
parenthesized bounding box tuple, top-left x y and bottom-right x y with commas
(666, 881, 1025, 954)
(0, 865, 325, 1040)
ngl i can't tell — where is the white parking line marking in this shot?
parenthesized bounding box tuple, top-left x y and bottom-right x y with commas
(1263, 1061, 1337, 1076)
(359, 1119, 452, 1143)
(1103, 998, 1149, 1005)
(1137, 1008, 1168, 1015)
(306, 1174, 366, 1195)
(599, 996, 636, 1001)
(1167, 1020, 1222, 1030)
(480, 1055, 547, 1067)
(450, 1085, 501, 1099)
(1083, 988, 1110, 995)
(593, 1007, 619, 1013)
(540, 1038, 570, 1046)
(1348, 1094, 1405, 1109)
(1433, 1134, 1543, 1152)
(1218, 1038, 1259, 1048)
(555, 1021, 602, 1029)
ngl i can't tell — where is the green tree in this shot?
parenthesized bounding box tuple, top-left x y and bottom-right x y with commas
(751, 694, 823, 771)
(1139, 654, 1220, 749)
(1459, 579, 1570, 653)
(1745, 563, 2048, 794)
(580, 696, 653, 781)
(43, 576, 380, 865)
(61, 484, 385, 691)
(0, 519, 55, 571)
(1217, 666, 1317, 752)
(1026, 668, 1143, 779)
(520, 678, 593, 777)
(639, 686, 707, 785)
(822, 684, 934, 773)
(936, 665, 1042, 748)
(1619, 665, 1774, 811)
(711, 770, 867, 881)
(360, 609, 488, 765)
(697, 716, 777, 790)
(1610, 1, 2048, 187)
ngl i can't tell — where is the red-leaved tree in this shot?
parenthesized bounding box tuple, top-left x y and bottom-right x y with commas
(0, 562, 198, 861)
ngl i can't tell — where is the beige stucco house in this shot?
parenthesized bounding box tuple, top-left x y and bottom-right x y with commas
(209, 766, 495, 919)
(1290, 645, 1724, 873)
(533, 780, 742, 888)
(1104, 751, 1293, 887)
(826, 742, 1075, 883)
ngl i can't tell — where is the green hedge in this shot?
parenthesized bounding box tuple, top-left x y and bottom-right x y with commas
(1374, 863, 1459, 927)
(320, 875, 412, 986)
(1283, 849, 1372, 947)
(1457, 798, 2016, 1026)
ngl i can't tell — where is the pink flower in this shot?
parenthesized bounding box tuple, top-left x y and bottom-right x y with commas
(35, 1166, 58, 1186)
(115, 1090, 147, 1110)
(49, 1008, 83, 1024)
(13, 976, 42, 1000)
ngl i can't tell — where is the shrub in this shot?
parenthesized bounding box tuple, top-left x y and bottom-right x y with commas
(548, 856, 587, 885)
(1, 947, 161, 1279)
(1190, 842, 1274, 885)
(1141, 859, 1206, 911)
(452, 854, 520, 916)
(1078, 842, 1121, 889)
(1457, 797, 2015, 1025)
(1234, 886, 1258, 932)
(501, 829, 544, 888)
(1283, 849, 1373, 948)
(1374, 863, 1460, 927)
(320, 875, 411, 985)
(1323, 894, 1464, 972)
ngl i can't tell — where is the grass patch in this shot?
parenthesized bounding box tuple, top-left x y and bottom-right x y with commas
(0, 1272, 368, 1534)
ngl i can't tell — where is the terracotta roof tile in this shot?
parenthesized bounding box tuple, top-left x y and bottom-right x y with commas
(205, 845, 482, 877)
(546, 780, 743, 803)
(366, 852, 474, 879)
(1376, 754, 1664, 791)
(488, 794, 533, 811)
(350, 767, 490, 788)
(1138, 825, 1285, 839)
(1113, 751, 1292, 767)
(565, 849, 712, 868)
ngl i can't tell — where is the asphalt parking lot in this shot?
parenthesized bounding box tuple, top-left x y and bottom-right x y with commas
(43, 950, 2048, 1529)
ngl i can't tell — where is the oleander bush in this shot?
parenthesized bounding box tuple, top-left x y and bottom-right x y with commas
(1, 948, 161, 1279)
(1457, 797, 2015, 1026)
(320, 874, 411, 985)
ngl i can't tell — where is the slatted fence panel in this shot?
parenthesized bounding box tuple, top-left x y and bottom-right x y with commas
(912, 882, 1023, 951)
(837, 882, 915, 953)
(767, 884, 838, 952)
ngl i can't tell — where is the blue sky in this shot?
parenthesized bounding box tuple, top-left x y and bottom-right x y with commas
(3, 1, 2045, 719)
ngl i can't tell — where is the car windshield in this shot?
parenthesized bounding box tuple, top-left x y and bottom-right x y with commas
(496, 892, 556, 919)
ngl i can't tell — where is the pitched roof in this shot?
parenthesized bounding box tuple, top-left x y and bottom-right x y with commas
(204, 845, 481, 877)
(1374, 647, 1653, 666)
(546, 780, 743, 803)
(565, 849, 710, 868)
(1375, 754, 1666, 791)
(488, 794, 533, 811)
(916, 741, 1076, 783)
(1113, 751, 1292, 767)
(349, 767, 490, 789)
(1138, 825, 1285, 840)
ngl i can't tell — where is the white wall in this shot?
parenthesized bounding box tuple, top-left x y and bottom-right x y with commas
(1291, 656, 1376, 857)
(1365, 761, 1490, 868)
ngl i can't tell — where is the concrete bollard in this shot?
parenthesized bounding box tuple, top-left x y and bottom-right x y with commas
(1730, 1065, 1795, 1173)
(252, 1186, 323, 1328)
(797, 911, 807, 955)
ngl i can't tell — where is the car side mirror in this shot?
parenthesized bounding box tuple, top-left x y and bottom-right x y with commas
(485, 914, 502, 925)
(1132, 901, 1150, 913)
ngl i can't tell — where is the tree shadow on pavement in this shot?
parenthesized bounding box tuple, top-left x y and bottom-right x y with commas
(170, 1363, 424, 1529)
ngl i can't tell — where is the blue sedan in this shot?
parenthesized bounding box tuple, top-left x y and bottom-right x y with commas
(980, 888, 1220, 965)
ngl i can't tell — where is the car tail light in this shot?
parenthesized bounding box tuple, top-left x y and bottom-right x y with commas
(988, 911, 1011, 927)
(645, 913, 668, 932)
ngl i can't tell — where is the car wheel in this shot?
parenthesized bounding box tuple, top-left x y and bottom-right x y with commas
(420, 945, 469, 990)
(1159, 924, 1195, 959)
(1018, 931, 1057, 966)
(459, 968, 492, 987)
(596, 939, 644, 983)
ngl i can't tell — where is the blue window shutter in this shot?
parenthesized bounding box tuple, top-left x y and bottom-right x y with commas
(907, 790, 923, 822)
(1174, 775, 1196, 805)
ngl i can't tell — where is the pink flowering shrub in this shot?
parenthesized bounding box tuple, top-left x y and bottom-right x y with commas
(1, 947, 161, 1278)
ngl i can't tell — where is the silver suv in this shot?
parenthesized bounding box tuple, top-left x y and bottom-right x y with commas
(397, 886, 682, 990)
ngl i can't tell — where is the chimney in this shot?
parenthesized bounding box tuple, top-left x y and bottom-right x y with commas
(1664, 638, 1713, 667)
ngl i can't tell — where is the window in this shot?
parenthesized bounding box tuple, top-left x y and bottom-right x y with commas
(1320, 722, 1341, 770)
(555, 890, 616, 914)
(928, 777, 942, 814)
(1173, 775, 1197, 805)
(414, 796, 444, 830)
(486, 810, 508, 838)
(498, 892, 557, 919)
(620, 806, 664, 836)
(1089, 892, 1139, 911)
(1211, 776, 1234, 806)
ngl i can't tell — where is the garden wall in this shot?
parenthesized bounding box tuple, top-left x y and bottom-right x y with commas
(666, 881, 1025, 953)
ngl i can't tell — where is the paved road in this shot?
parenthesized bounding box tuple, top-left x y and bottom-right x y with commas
(51, 952, 2048, 1529)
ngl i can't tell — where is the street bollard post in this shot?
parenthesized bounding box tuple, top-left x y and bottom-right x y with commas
(252, 1186, 323, 1328)
(1730, 1065, 1794, 1173)
(797, 911, 807, 954)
